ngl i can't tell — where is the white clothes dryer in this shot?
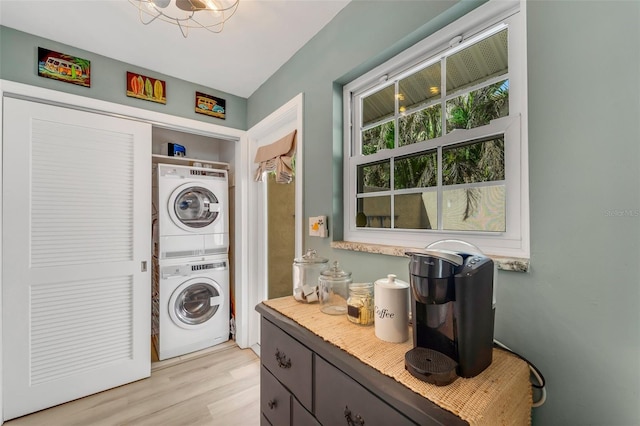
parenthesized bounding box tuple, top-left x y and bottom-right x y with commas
(154, 163, 229, 259)
(154, 256, 230, 360)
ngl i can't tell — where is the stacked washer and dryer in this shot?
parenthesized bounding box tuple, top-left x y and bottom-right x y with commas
(152, 163, 230, 361)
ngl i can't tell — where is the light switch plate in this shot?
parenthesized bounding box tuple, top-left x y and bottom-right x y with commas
(309, 216, 328, 237)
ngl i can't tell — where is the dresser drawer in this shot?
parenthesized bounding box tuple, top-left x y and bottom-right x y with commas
(315, 356, 416, 426)
(261, 318, 313, 411)
(261, 413, 272, 426)
(261, 366, 291, 426)
(292, 397, 320, 426)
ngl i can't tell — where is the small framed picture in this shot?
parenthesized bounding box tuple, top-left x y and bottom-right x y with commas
(126, 71, 166, 104)
(38, 48, 91, 87)
(195, 91, 226, 120)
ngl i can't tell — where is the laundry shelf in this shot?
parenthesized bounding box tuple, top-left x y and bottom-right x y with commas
(152, 154, 229, 170)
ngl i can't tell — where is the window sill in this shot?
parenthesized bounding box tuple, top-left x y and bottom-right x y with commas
(331, 241, 530, 273)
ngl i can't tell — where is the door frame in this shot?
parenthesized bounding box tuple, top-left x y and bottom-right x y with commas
(0, 80, 247, 419)
(240, 94, 303, 353)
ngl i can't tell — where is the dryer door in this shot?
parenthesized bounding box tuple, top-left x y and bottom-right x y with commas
(169, 277, 224, 330)
(169, 184, 220, 232)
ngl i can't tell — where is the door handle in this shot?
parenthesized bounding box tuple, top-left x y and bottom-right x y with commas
(141, 261, 147, 272)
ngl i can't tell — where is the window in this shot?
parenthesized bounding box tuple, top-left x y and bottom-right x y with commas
(343, 0, 528, 258)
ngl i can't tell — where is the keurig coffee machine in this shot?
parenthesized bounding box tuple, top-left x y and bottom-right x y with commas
(405, 240, 495, 386)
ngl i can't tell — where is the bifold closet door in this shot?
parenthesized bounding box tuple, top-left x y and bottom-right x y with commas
(2, 97, 151, 420)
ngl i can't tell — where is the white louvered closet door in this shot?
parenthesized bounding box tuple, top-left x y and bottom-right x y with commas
(2, 97, 151, 420)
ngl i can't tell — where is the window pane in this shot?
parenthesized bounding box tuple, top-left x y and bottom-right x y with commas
(398, 104, 442, 146)
(446, 28, 508, 94)
(398, 62, 441, 111)
(442, 137, 504, 185)
(394, 151, 437, 189)
(446, 80, 509, 131)
(362, 121, 394, 155)
(394, 192, 437, 229)
(362, 84, 395, 127)
(357, 161, 390, 193)
(357, 195, 391, 228)
(442, 185, 505, 232)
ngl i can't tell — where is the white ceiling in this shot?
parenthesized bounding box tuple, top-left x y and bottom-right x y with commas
(0, 0, 351, 98)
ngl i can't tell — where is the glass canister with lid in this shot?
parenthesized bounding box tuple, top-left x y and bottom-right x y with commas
(292, 249, 329, 303)
(347, 282, 374, 325)
(319, 261, 352, 315)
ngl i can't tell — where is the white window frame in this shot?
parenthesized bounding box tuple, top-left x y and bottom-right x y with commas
(342, 0, 529, 258)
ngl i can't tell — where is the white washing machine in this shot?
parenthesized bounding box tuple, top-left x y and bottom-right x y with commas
(154, 163, 229, 260)
(154, 256, 230, 360)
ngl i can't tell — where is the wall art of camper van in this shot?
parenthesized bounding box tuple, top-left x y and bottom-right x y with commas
(195, 91, 225, 120)
(38, 48, 91, 87)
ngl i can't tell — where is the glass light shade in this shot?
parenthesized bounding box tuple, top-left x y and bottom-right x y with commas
(130, 0, 240, 37)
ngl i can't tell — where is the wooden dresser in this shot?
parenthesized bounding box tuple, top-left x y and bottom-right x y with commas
(256, 298, 532, 426)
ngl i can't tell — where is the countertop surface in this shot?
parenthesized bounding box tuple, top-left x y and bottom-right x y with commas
(260, 296, 532, 426)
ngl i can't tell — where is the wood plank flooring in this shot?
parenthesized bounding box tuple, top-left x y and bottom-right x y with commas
(5, 342, 261, 426)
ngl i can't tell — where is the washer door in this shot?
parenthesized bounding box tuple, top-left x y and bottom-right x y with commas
(169, 183, 220, 232)
(169, 277, 224, 330)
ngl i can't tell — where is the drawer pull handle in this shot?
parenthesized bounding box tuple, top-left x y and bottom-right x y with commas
(275, 348, 292, 369)
(344, 406, 365, 426)
(268, 399, 277, 410)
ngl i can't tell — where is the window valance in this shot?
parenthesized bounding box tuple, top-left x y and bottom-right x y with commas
(254, 129, 297, 184)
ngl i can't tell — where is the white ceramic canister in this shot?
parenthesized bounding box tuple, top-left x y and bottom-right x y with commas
(374, 274, 410, 343)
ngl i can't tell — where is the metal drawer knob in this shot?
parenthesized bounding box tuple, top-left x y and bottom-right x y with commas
(268, 399, 277, 410)
(344, 405, 365, 425)
(275, 348, 292, 369)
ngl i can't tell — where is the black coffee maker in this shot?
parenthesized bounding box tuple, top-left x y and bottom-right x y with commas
(405, 241, 495, 386)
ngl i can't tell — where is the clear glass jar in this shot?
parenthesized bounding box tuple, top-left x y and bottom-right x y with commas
(292, 249, 329, 303)
(347, 282, 374, 325)
(319, 261, 351, 315)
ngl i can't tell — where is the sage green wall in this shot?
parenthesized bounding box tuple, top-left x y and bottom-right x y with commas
(0, 26, 247, 130)
(248, 0, 481, 253)
(247, 1, 640, 424)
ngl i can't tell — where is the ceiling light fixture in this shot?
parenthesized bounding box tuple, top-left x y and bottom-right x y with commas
(129, 0, 240, 38)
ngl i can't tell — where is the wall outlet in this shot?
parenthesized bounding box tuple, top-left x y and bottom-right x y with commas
(309, 216, 328, 238)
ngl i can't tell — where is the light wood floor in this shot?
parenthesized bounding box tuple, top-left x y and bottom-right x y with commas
(5, 342, 261, 426)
